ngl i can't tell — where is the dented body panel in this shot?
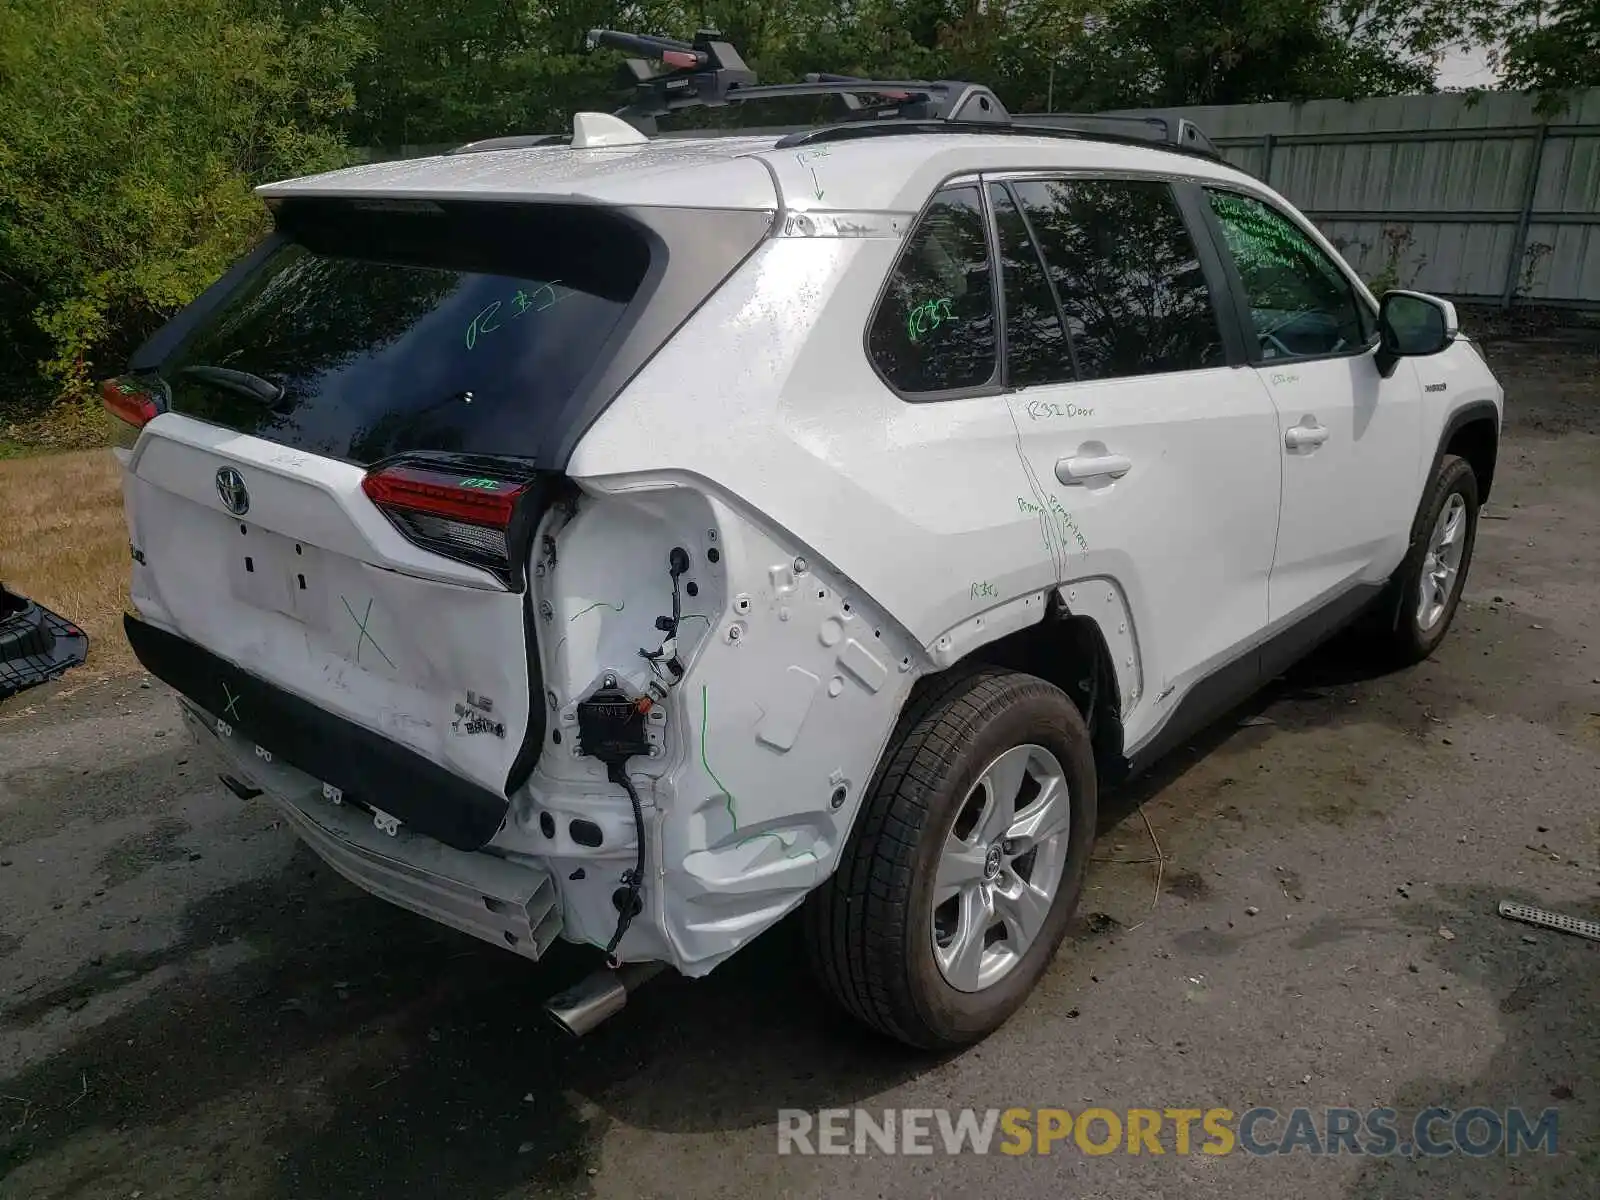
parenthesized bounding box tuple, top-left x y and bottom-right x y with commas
(124, 418, 534, 821)
(514, 480, 920, 969)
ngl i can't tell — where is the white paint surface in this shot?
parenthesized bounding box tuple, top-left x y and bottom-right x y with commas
(126, 128, 1506, 980)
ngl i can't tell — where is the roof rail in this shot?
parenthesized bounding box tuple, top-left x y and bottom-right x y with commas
(773, 117, 1221, 162)
(1019, 112, 1220, 158)
(449, 133, 568, 155)
(443, 29, 1220, 162)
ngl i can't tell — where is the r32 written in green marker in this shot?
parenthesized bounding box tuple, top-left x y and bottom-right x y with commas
(1025, 399, 1094, 420)
(907, 298, 956, 343)
(465, 282, 568, 349)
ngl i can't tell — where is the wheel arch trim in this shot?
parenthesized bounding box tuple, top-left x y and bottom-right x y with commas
(922, 578, 1140, 719)
(1426, 400, 1501, 520)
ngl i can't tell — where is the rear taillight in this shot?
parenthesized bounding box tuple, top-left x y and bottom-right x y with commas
(361, 463, 530, 578)
(101, 376, 162, 428)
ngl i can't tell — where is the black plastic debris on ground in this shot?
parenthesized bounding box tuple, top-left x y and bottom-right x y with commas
(0, 583, 89, 699)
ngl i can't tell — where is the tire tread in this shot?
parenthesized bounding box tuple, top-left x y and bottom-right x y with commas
(805, 667, 1083, 1046)
(1377, 453, 1479, 665)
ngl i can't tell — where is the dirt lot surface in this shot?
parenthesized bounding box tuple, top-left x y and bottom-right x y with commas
(0, 448, 133, 674)
(2, 328, 1597, 1198)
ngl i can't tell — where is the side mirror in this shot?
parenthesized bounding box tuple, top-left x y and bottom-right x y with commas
(1377, 290, 1457, 374)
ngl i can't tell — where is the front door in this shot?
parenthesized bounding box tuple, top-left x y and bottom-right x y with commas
(1200, 187, 1424, 625)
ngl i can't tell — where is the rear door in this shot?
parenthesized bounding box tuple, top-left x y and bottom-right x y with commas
(1198, 187, 1423, 625)
(983, 175, 1283, 734)
(117, 198, 656, 849)
(855, 175, 1282, 753)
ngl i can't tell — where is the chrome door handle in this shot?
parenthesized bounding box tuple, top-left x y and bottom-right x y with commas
(1055, 453, 1132, 485)
(1284, 423, 1329, 450)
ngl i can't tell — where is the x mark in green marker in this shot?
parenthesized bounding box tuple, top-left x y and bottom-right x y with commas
(341, 596, 396, 668)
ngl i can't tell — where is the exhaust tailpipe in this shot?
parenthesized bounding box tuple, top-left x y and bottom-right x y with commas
(544, 961, 665, 1037)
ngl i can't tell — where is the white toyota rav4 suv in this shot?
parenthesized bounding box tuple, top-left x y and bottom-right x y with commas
(104, 32, 1503, 1049)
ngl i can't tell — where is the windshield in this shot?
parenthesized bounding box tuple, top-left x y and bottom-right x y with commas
(160, 198, 653, 465)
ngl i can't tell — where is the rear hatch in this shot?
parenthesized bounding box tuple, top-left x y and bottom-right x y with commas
(113, 193, 761, 850)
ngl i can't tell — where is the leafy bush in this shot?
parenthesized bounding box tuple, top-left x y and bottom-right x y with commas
(0, 0, 370, 409)
(1, 0, 1568, 424)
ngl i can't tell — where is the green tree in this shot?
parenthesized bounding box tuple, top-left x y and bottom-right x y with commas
(0, 0, 370, 404)
(1045, 0, 1441, 110)
(1418, 0, 1598, 109)
(2, 0, 1506, 417)
(287, 0, 1472, 152)
(1495, 0, 1599, 97)
(289, 0, 678, 148)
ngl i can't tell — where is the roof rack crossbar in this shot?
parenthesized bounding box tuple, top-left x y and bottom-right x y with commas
(717, 80, 938, 102)
(799, 73, 901, 110)
(583, 27, 1011, 132)
(442, 29, 1220, 162)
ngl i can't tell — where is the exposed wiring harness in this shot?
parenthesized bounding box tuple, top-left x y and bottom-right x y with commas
(581, 548, 696, 963)
(574, 684, 654, 964)
(604, 761, 647, 964)
(640, 546, 691, 688)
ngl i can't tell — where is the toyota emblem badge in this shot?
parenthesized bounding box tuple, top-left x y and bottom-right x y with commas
(216, 467, 250, 516)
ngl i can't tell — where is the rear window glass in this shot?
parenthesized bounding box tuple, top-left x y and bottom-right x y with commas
(160, 199, 652, 465)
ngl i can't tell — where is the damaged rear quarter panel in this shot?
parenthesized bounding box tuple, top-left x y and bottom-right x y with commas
(522, 476, 921, 972)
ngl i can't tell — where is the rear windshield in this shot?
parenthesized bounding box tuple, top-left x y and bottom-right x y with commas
(160, 199, 652, 465)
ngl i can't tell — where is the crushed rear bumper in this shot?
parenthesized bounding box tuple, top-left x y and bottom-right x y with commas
(176, 697, 563, 960)
(0, 585, 88, 700)
(125, 613, 510, 851)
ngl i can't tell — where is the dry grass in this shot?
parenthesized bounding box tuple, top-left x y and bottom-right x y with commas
(0, 448, 136, 674)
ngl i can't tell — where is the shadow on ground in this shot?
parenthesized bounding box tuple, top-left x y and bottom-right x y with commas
(1344, 885, 1599, 1199)
(0, 846, 937, 1198)
(1097, 623, 1436, 835)
(1097, 568, 1583, 842)
(0, 614, 1477, 1198)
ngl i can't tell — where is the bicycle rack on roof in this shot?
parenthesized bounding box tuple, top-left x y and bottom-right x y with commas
(448, 28, 1220, 161)
(586, 27, 1010, 133)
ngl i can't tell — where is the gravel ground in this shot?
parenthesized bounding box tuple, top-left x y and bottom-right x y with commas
(2, 329, 1597, 1199)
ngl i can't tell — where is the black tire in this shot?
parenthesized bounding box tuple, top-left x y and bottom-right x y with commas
(804, 667, 1097, 1049)
(1376, 453, 1480, 665)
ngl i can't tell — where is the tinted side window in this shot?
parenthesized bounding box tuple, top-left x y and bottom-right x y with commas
(867, 186, 996, 394)
(1205, 189, 1369, 360)
(1011, 178, 1224, 381)
(989, 184, 1072, 388)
